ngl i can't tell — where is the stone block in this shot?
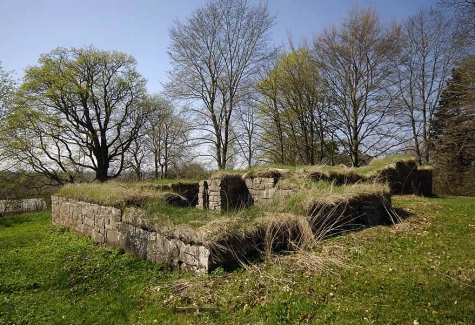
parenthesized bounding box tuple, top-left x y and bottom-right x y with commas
(124, 224, 149, 260)
(263, 188, 277, 199)
(105, 215, 120, 229)
(105, 228, 125, 248)
(95, 216, 105, 229)
(83, 216, 95, 227)
(91, 230, 105, 244)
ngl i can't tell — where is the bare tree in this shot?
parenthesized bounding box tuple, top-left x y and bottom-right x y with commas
(143, 96, 193, 179)
(439, 0, 475, 47)
(2, 47, 149, 184)
(233, 88, 263, 169)
(166, 0, 274, 169)
(127, 126, 149, 181)
(312, 8, 403, 166)
(396, 8, 458, 165)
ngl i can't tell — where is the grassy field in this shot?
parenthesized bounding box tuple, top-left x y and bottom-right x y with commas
(1, 195, 474, 324)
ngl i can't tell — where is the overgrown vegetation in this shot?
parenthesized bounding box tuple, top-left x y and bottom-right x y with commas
(2, 196, 474, 324)
(55, 159, 395, 243)
(0, 171, 58, 201)
(244, 155, 417, 179)
(57, 181, 218, 226)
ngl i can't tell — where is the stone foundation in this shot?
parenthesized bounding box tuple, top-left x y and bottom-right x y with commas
(52, 196, 212, 273)
(196, 162, 432, 213)
(377, 161, 432, 196)
(53, 190, 394, 274)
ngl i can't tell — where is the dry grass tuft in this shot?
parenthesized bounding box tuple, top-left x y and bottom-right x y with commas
(284, 244, 349, 275)
(57, 182, 162, 208)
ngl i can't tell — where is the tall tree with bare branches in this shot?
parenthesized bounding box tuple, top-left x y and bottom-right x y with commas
(439, 0, 475, 48)
(312, 8, 403, 167)
(396, 8, 458, 165)
(166, 0, 274, 169)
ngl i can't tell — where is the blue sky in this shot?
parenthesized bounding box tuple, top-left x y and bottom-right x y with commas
(1, 0, 437, 93)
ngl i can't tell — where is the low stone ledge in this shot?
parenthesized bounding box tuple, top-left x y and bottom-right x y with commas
(0, 198, 47, 215)
(52, 196, 212, 273)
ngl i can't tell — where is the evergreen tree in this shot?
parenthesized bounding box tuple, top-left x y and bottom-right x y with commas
(431, 57, 475, 195)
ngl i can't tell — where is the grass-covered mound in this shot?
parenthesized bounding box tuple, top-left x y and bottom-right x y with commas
(244, 155, 420, 183)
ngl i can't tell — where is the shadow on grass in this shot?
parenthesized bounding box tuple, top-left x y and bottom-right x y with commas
(0, 213, 42, 228)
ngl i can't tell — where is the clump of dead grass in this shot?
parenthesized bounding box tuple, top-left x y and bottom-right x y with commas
(269, 180, 390, 216)
(57, 182, 162, 208)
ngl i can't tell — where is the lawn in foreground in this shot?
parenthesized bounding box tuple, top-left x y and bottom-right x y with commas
(1, 195, 474, 324)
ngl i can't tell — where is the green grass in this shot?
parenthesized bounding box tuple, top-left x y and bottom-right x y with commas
(141, 201, 221, 228)
(0, 212, 185, 324)
(1, 196, 475, 324)
(240, 155, 418, 185)
(357, 155, 416, 176)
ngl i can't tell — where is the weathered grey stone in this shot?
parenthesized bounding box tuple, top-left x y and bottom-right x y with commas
(0, 198, 47, 215)
(52, 196, 213, 273)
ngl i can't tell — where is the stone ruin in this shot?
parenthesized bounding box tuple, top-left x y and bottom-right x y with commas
(196, 171, 295, 212)
(196, 160, 432, 212)
(377, 160, 432, 196)
(197, 174, 251, 212)
(52, 159, 432, 273)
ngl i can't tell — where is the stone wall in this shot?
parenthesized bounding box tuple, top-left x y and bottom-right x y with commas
(244, 177, 293, 205)
(52, 192, 394, 273)
(377, 161, 432, 196)
(197, 175, 295, 210)
(197, 175, 251, 212)
(0, 198, 47, 215)
(197, 162, 432, 213)
(52, 196, 212, 273)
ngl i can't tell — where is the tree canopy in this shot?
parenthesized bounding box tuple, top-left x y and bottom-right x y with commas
(0, 62, 16, 118)
(1, 1, 475, 193)
(257, 48, 334, 165)
(2, 46, 149, 183)
(431, 55, 475, 195)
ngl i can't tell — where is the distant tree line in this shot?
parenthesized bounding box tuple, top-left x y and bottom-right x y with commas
(0, 0, 473, 197)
